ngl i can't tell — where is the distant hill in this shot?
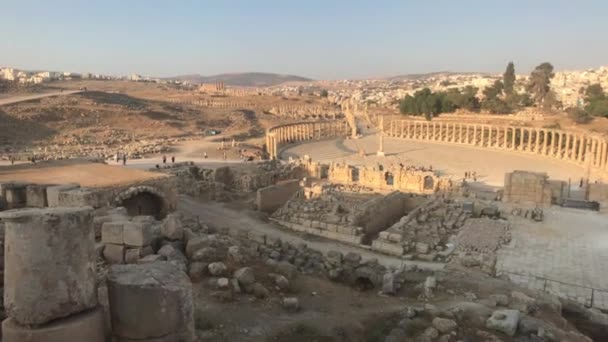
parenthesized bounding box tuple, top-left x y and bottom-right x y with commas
(164, 72, 313, 87)
(386, 71, 488, 82)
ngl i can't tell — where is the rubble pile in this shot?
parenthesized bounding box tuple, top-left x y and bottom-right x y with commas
(451, 217, 511, 275)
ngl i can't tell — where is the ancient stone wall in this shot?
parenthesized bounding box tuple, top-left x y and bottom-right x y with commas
(266, 120, 350, 159)
(256, 179, 302, 213)
(503, 171, 553, 207)
(386, 119, 608, 178)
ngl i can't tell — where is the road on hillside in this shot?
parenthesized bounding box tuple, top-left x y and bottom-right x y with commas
(0, 90, 82, 106)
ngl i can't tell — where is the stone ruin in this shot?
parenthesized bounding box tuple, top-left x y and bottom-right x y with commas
(503, 170, 565, 208)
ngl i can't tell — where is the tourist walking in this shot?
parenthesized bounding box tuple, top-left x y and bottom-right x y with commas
(162, 155, 167, 164)
(123, 154, 127, 165)
(171, 156, 175, 163)
(204, 152, 208, 159)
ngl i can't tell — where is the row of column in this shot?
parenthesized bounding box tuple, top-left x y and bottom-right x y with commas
(266, 121, 349, 159)
(388, 120, 608, 170)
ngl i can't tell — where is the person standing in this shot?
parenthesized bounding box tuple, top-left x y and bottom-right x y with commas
(204, 152, 208, 159)
(123, 154, 127, 165)
(171, 156, 175, 163)
(162, 155, 167, 164)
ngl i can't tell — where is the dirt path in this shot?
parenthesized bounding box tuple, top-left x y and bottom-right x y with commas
(179, 196, 444, 272)
(0, 90, 81, 106)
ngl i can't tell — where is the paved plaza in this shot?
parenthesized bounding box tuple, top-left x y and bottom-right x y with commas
(496, 207, 608, 309)
(281, 135, 587, 187)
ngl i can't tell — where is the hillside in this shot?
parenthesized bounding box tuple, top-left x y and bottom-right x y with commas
(165, 72, 313, 87)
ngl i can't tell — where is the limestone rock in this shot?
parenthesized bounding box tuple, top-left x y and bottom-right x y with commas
(107, 262, 194, 342)
(486, 309, 520, 337)
(283, 297, 300, 312)
(382, 272, 396, 295)
(234, 267, 256, 287)
(208, 262, 228, 276)
(188, 262, 207, 282)
(161, 213, 183, 241)
(432, 317, 458, 333)
(251, 282, 270, 298)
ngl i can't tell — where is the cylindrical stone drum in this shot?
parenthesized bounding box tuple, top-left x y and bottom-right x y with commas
(1, 206, 97, 326)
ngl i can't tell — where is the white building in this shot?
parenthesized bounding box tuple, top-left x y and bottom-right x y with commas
(1, 68, 18, 81)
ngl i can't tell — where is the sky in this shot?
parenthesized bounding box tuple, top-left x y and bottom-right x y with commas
(1, 0, 607, 80)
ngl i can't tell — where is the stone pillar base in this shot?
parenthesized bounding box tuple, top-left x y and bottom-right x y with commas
(376, 151, 385, 157)
(2, 308, 105, 342)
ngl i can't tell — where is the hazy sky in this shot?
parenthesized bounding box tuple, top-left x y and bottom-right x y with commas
(2, 1, 607, 79)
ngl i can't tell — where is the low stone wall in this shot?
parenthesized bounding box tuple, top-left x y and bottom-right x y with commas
(256, 179, 302, 214)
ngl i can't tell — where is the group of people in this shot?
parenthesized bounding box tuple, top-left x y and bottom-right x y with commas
(464, 171, 477, 182)
(162, 155, 175, 164)
(115, 153, 127, 165)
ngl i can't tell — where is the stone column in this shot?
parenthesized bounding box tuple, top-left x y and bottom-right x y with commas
(0, 207, 104, 342)
(553, 132, 559, 157)
(598, 141, 606, 168)
(576, 136, 584, 162)
(473, 125, 478, 146)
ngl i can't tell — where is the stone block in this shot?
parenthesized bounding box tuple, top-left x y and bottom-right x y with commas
(138, 254, 165, 264)
(104, 244, 125, 264)
(2, 308, 105, 342)
(107, 262, 194, 341)
(123, 222, 153, 247)
(0, 207, 97, 326)
(26, 184, 48, 207)
(93, 214, 126, 239)
(4, 184, 28, 209)
(486, 309, 520, 337)
(161, 213, 183, 241)
(102, 221, 125, 245)
(46, 183, 80, 207)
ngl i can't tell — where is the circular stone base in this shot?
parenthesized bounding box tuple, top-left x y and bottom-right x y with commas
(2, 308, 105, 342)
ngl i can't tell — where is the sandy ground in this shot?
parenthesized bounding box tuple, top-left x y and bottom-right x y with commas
(0, 90, 81, 106)
(0, 160, 165, 187)
(281, 135, 589, 187)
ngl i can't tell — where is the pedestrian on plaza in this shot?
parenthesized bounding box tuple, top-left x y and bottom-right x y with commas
(171, 156, 175, 163)
(123, 154, 127, 165)
(204, 152, 208, 159)
(162, 155, 167, 164)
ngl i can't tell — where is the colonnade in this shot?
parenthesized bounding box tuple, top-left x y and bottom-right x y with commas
(266, 121, 350, 159)
(386, 120, 608, 172)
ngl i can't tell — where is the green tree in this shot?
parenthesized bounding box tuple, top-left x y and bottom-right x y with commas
(503, 62, 516, 96)
(527, 62, 555, 107)
(319, 89, 328, 97)
(585, 84, 605, 102)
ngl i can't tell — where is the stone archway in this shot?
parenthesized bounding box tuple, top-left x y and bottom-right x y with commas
(423, 176, 435, 190)
(115, 186, 168, 219)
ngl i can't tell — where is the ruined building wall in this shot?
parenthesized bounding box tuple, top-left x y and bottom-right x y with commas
(386, 119, 608, 179)
(503, 171, 553, 207)
(256, 179, 302, 213)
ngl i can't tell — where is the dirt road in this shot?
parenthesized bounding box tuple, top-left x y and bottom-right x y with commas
(0, 90, 81, 106)
(179, 196, 445, 272)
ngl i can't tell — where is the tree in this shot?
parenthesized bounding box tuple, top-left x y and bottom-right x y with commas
(503, 62, 516, 96)
(585, 84, 605, 102)
(576, 83, 608, 118)
(400, 87, 481, 118)
(527, 62, 555, 107)
(319, 89, 328, 97)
